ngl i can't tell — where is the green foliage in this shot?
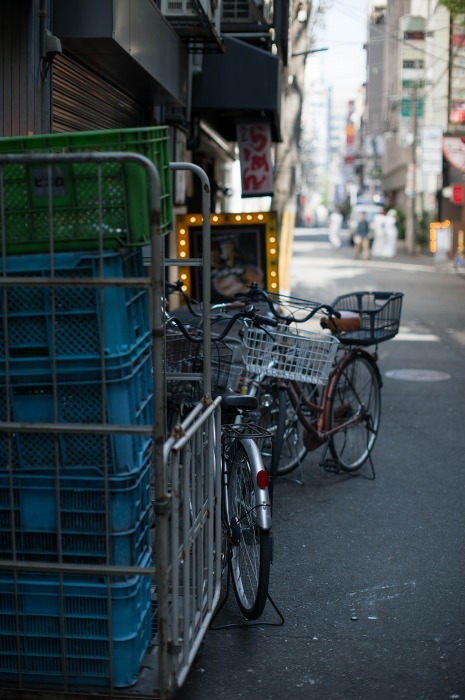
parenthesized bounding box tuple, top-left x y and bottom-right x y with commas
(340, 197, 351, 221)
(395, 208, 405, 240)
(417, 210, 431, 246)
(439, 0, 465, 17)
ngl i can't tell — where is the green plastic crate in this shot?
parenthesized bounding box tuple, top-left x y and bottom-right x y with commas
(0, 126, 172, 253)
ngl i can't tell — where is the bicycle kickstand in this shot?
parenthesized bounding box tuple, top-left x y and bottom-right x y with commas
(209, 549, 285, 630)
(319, 443, 376, 481)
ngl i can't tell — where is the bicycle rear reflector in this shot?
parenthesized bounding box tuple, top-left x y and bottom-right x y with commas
(257, 470, 270, 489)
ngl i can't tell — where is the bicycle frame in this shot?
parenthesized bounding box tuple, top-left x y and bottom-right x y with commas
(283, 346, 381, 444)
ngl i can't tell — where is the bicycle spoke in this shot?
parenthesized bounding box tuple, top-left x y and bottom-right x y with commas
(329, 353, 381, 471)
(227, 445, 271, 620)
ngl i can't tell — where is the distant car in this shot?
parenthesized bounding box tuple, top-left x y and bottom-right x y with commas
(348, 203, 384, 240)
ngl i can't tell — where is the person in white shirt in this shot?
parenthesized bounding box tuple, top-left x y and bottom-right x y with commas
(371, 211, 387, 257)
(383, 209, 399, 257)
(328, 209, 343, 248)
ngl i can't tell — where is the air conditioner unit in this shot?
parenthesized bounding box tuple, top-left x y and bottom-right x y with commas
(259, 0, 273, 23)
(161, 0, 213, 21)
(221, 0, 273, 23)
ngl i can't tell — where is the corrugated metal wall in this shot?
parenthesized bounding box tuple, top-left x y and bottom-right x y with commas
(1, 2, 146, 138)
(52, 54, 146, 132)
(0, 0, 47, 137)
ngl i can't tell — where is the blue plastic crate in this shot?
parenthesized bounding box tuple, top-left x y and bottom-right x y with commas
(0, 248, 151, 380)
(0, 459, 151, 565)
(0, 552, 152, 687)
(0, 347, 153, 473)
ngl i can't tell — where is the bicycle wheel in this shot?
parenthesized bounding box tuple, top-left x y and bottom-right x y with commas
(227, 442, 272, 620)
(327, 351, 381, 471)
(274, 382, 319, 477)
(254, 380, 309, 477)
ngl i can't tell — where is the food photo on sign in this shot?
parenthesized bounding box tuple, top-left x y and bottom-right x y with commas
(210, 230, 265, 300)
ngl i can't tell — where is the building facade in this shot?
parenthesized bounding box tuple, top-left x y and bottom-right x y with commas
(1, 0, 314, 259)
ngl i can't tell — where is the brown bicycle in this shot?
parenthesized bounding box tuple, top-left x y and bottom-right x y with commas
(236, 289, 404, 477)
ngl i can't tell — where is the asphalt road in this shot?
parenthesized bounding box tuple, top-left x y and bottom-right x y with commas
(175, 230, 465, 700)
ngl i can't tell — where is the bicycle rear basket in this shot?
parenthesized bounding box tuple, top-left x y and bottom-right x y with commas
(330, 291, 404, 345)
(243, 325, 339, 385)
(165, 331, 233, 402)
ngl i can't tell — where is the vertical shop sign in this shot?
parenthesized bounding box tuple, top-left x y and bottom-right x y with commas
(344, 120, 355, 165)
(421, 126, 442, 174)
(237, 123, 274, 197)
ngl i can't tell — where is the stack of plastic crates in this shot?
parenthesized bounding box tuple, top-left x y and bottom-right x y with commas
(0, 128, 171, 688)
(0, 125, 172, 253)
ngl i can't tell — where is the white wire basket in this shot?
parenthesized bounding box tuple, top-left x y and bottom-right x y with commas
(242, 324, 340, 385)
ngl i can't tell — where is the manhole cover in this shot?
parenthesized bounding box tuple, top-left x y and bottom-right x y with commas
(385, 369, 451, 382)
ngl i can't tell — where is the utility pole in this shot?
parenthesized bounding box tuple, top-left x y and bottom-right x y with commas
(272, 0, 313, 292)
(406, 81, 420, 254)
(400, 17, 426, 255)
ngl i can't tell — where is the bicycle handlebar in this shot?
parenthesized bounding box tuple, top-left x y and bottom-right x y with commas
(165, 280, 203, 317)
(234, 283, 341, 322)
(166, 300, 278, 344)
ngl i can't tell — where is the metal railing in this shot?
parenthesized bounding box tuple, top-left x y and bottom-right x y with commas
(0, 152, 221, 699)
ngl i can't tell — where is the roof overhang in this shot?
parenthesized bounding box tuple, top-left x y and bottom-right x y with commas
(192, 35, 281, 142)
(53, 0, 188, 107)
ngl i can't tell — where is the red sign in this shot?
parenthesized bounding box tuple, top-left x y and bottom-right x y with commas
(452, 184, 464, 205)
(237, 123, 274, 198)
(443, 137, 465, 172)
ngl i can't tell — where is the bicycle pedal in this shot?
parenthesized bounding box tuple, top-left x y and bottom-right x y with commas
(320, 458, 341, 473)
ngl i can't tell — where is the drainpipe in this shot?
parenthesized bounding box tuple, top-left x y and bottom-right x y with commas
(39, 0, 50, 130)
(186, 51, 203, 124)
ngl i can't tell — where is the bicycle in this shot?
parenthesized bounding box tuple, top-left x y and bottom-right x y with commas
(229, 287, 340, 476)
(234, 287, 404, 478)
(164, 301, 282, 622)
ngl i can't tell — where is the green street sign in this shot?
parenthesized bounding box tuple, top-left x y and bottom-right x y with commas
(401, 97, 424, 117)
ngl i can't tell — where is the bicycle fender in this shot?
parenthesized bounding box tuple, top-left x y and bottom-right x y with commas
(327, 348, 382, 399)
(239, 437, 272, 531)
(356, 349, 383, 388)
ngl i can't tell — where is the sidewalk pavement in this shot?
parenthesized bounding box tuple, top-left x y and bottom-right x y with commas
(175, 231, 465, 700)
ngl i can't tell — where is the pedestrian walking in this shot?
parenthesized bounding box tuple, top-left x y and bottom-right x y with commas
(328, 208, 343, 248)
(384, 208, 399, 257)
(371, 210, 387, 257)
(353, 210, 370, 259)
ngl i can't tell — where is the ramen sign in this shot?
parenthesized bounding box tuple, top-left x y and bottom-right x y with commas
(237, 123, 274, 197)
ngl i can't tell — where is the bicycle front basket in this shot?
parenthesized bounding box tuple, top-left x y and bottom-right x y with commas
(243, 324, 339, 385)
(165, 331, 233, 400)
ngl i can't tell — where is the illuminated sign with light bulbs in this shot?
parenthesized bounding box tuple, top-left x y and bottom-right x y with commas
(429, 220, 451, 254)
(176, 211, 279, 302)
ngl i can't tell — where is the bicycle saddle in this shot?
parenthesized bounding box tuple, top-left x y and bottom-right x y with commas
(320, 310, 361, 333)
(221, 393, 258, 410)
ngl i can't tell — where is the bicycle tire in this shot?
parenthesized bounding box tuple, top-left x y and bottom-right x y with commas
(327, 351, 381, 471)
(227, 442, 272, 620)
(274, 382, 318, 476)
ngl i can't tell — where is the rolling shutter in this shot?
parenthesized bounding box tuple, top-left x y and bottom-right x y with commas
(52, 54, 145, 133)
